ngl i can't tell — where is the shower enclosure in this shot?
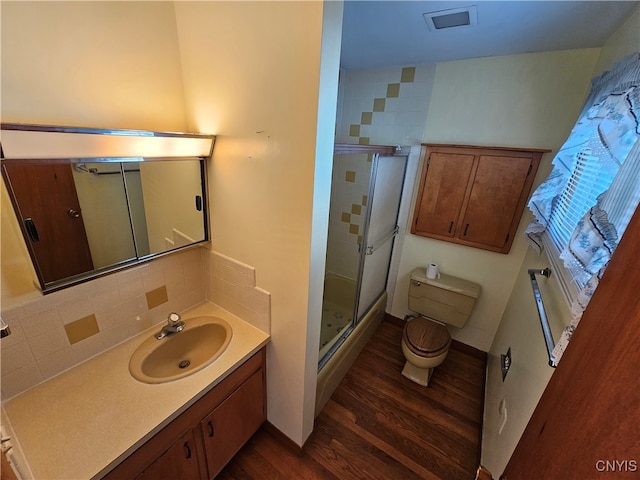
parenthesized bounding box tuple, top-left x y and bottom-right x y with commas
(319, 144, 408, 370)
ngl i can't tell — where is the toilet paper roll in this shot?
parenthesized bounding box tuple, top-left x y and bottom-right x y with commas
(426, 263, 440, 279)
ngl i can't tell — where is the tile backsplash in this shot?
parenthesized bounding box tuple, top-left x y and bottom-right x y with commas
(204, 250, 271, 334)
(1, 247, 271, 400)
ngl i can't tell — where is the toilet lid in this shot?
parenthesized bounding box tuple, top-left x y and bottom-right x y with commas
(403, 316, 451, 357)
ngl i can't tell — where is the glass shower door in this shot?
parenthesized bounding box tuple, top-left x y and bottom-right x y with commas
(356, 154, 408, 321)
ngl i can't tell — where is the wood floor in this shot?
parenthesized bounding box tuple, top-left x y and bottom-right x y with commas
(219, 315, 487, 480)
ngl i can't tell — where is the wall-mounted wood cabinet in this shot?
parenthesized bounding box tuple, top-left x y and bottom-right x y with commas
(411, 144, 548, 254)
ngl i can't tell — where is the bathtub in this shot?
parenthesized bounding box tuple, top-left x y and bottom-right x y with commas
(315, 272, 386, 416)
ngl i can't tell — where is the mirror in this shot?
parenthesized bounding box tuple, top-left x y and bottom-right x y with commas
(0, 124, 213, 293)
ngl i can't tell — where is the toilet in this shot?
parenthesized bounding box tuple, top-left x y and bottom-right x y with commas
(401, 267, 480, 386)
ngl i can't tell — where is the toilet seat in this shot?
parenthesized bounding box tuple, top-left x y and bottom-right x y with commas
(403, 316, 451, 358)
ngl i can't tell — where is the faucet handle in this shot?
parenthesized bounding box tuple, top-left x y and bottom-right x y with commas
(0, 316, 11, 339)
(167, 312, 181, 325)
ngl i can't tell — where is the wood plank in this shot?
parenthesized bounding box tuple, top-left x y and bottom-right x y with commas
(219, 316, 486, 480)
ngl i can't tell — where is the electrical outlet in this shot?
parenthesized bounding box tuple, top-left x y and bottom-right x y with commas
(500, 347, 511, 381)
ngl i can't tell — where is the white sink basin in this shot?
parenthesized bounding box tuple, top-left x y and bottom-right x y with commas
(129, 316, 232, 384)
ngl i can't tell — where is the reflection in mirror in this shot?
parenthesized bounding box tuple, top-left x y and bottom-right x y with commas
(0, 123, 214, 294)
(73, 162, 137, 269)
(134, 160, 205, 256)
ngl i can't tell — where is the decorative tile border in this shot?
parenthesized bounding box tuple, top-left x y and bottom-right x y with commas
(348, 67, 417, 145)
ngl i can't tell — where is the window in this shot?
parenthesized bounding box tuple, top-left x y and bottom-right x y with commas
(526, 51, 640, 363)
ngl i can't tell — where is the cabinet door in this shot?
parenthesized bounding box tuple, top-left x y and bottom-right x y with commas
(460, 155, 532, 249)
(412, 152, 475, 238)
(136, 430, 201, 480)
(201, 369, 265, 479)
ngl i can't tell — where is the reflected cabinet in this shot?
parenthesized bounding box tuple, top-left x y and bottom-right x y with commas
(411, 144, 548, 254)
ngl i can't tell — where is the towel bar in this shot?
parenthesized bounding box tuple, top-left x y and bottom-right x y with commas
(528, 268, 557, 368)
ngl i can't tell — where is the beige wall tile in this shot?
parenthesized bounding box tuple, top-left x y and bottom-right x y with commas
(386, 83, 400, 97)
(145, 286, 168, 309)
(64, 314, 100, 345)
(1, 363, 43, 399)
(28, 327, 70, 360)
(401, 66, 416, 83)
(36, 347, 78, 379)
(373, 98, 385, 112)
(1, 341, 35, 375)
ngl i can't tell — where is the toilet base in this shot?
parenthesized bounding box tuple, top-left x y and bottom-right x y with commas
(401, 360, 434, 387)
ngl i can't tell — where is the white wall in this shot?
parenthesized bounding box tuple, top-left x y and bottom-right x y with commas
(0, 2, 187, 130)
(172, 1, 340, 446)
(1, 1, 188, 307)
(482, 7, 640, 474)
(592, 7, 640, 74)
(391, 49, 601, 351)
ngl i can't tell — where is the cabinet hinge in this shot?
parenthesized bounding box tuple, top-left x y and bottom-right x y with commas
(427, 155, 431, 166)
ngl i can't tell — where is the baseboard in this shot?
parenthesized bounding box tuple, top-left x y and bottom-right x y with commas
(261, 421, 304, 456)
(451, 339, 488, 361)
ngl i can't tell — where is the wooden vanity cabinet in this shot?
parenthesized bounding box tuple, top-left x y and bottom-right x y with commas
(135, 430, 200, 480)
(411, 144, 547, 254)
(200, 368, 265, 478)
(103, 348, 266, 480)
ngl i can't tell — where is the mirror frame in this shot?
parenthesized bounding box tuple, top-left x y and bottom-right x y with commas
(1, 123, 215, 294)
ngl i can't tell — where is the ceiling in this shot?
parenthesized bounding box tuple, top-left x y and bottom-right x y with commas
(340, 1, 639, 70)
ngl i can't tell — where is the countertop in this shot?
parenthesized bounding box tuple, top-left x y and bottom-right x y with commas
(3, 301, 270, 480)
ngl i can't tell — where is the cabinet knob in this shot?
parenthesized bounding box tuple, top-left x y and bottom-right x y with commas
(463, 223, 470, 236)
(208, 421, 215, 438)
(183, 442, 192, 459)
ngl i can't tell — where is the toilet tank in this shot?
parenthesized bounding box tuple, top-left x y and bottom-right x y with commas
(408, 267, 481, 328)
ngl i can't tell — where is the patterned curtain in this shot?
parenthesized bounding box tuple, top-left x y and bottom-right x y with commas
(525, 51, 640, 363)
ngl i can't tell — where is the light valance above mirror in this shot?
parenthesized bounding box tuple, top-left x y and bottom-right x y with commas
(1, 123, 215, 293)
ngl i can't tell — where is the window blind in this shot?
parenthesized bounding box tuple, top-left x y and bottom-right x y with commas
(546, 148, 617, 290)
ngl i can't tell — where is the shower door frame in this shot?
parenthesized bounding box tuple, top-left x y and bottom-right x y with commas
(354, 150, 408, 324)
(319, 144, 407, 370)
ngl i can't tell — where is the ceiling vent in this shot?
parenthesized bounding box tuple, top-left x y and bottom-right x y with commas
(423, 5, 478, 32)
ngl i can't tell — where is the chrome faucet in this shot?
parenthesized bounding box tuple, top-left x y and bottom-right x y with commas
(155, 312, 185, 340)
(0, 317, 11, 339)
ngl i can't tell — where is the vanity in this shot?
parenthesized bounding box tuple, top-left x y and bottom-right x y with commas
(2, 302, 270, 479)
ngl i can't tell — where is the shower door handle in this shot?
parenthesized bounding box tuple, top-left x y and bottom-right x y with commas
(365, 226, 399, 255)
